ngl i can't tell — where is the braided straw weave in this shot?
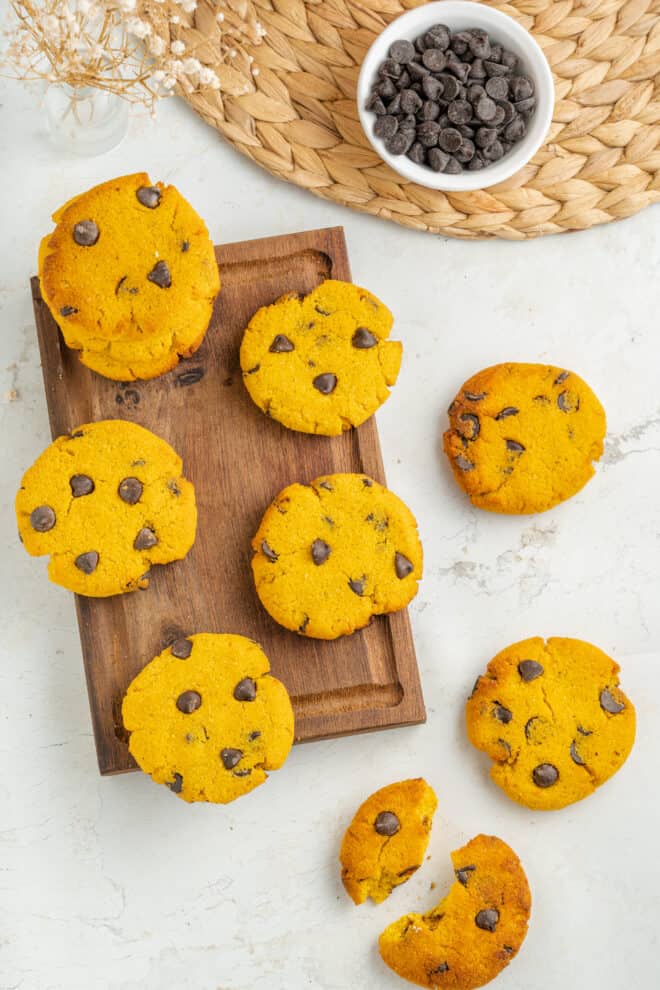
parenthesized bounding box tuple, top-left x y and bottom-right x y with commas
(182, 0, 660, 239)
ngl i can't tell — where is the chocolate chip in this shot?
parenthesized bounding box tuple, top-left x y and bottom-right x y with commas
(459, 412, 480, 439)
(171, 638, 192, 659)
(167, 772, 183, 793)
(261, 540, 278, 562)
(422, 76, 444, 100)
(426, 24, 450, 50)
(220, 748, 243, 770)
(447, 99, 472, 124)
(75, 550, 99, 574)
(476, 95, 497, 121)
(136, 185, 161, 208)
(515, 97, 536, 114)
(504, 116, 526, 142)
(554, 370, 569, 384)
(456, 865, 476, 885)
(73, 220, 99, 246)
(390, 39, 415, 63)
(176, 690, 202, 713)
(468, 154, 485, 171)
(600, 689, 625, 714)
(416, 121, 440, 148)
(352, 327, 378, 350)
(557, 390, 579, 412)
(248, 730, 261, 740)
(400, 89, 423, 114)
(430, 963, 450, 975)
(348, 577, 365, 596)
(59, 305, 78, 317)
(374, 114, 398, 139)
(176, 367, 204, 387)
(408, 61, 430, 80)
(475, 909, 499, 932)
(439, 75, 461, 101)
(387, 130, 415, 155)
(234, 678, 257, 702)
(30, 505, 56, 532)
(506, 439, 525, 452)
(422, 48, 447, 72)
(570, 741, 585, 766)
(524, 717, 540, 740)
(533, 763, 559, 787)
(469, 31, 490, 59)
(510, 76, 534, 102)
(311, 539, 331, 565)
(269, 334, 295, 353)
(313, 373, 337, 394)
(147, 260, 171, 289)
(485, 76, 509, 100)
(379, 58, 402, 79)
(455, 138, 476, 164)
(464, 391, 486, 401)
(470, 58, 487, 80)
(493, 703, 513, 724)
(428, 148, 450, 172)
(318, 481, 333, 491)
(496, 406, 519, 419)
(518, 659, 543, 681)
(118, 477, 143, 504)
(181, 240, 190, 252)
(395, 552, 414, 579)
(578, 725, 592, 736)
(483, 139, 504, 161)
(475, 127, 497, 149)
(438, 127, 462, 153)
(374, 811, 400, 835)
(134, 527, 158, 550)
(376, 77, 397, 99)
(70, 474, 94, 497)
(455, 454, 475, 472)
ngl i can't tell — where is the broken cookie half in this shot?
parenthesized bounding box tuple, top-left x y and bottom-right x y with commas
(379, 834, 531, 989)
(340, 778, 437, 905)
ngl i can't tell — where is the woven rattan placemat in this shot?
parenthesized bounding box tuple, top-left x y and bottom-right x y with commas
(183, 0, 660, 239)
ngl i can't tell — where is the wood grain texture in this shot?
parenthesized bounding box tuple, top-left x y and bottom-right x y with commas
(30, 226, 425, 776)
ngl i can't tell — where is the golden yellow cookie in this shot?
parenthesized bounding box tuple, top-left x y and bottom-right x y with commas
(38, 173, 220, 381)
(340, 779, 437, 905)
(240, 280, 402, 435)
(379, 834, 531, 990)
(443, 363, 606, 514)
(251, 473, 422, 639)
(466, 637, 636, 811)
(15, 420, 196, 597)
(122, 633, 294, 803)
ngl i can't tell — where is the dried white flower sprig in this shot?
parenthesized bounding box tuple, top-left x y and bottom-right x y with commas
(3, 0, 265, 113)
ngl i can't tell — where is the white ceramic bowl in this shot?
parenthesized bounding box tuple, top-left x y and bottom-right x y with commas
(357, 1, 554, 191)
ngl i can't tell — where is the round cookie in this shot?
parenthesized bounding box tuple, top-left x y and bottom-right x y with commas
(466, 637, 636, 811)
(240, 280, 402, 435)
(340, 779, 437, 905)
(379, 834, 531, 990)
(251, 473, 423, 639)
(38, 173, 220, 381)
(443, 363, 606, 514)
(122, 633, 294, 803)
(15, 420, 196, 597)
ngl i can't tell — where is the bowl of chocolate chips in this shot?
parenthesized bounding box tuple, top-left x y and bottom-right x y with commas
(357, 1, 554, 191)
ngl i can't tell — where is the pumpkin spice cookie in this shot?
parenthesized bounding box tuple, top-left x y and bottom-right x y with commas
(466, 637, 636, 811)
(240, 280, 402, 435)
(251, 473, 422, 639)
(15, 420, 196, 597)
(379, 834, 531, 990)
(38, 173, 220, 381)
(443, 363, 606, 514)
(123, 633, 294, 803)
(340, 779, 437, 905)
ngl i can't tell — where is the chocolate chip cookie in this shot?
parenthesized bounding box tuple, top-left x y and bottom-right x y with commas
(38, 173, 220, 381)
(340, 779, 437, 905)
(251, 473, 423, 639)
(122, 633, 294, 803)
(15, 420, 196, 596)
(379, 834, 531, 989)
(443, 363, 606, 514)
(240, 280, 402, 435)
(466, 637, 636, 810)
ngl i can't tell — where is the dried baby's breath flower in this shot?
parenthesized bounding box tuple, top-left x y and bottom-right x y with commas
(2, 0, 266, 113)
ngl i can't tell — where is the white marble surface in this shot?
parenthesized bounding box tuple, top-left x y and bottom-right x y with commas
(1, 75, 659, 990)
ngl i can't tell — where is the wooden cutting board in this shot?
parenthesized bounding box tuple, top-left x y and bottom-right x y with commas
(31, 226, 425, 776)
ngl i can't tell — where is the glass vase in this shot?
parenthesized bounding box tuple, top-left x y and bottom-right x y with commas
(44, 82, 129, 156)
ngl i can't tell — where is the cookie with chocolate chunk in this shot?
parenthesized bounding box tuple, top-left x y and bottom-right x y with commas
(122, 633, 294, 803)
(15, 420, 196, 596)
(340, 779, 437, 905)
(38, 173, 220, 380)
(240, 280, 402, 435)
(251, 473, 422, 639)
(443, 363, 606, 514)
(466, 637, 636, 810)
(379, 834, 531, 990)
